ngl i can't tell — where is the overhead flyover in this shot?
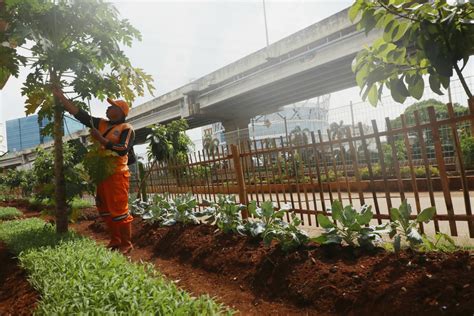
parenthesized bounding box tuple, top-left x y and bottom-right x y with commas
(1, 7, 380, 168)
(129, 7, 379, 143)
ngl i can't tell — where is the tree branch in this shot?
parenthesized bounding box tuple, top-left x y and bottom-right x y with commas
(376, 1, 422, 23)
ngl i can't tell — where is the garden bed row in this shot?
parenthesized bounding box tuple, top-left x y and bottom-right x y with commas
(85, 217, 474, 315)
(0, 218, 230, 315)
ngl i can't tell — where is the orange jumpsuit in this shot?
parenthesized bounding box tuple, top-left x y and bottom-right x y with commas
(96, 120, 133, 224)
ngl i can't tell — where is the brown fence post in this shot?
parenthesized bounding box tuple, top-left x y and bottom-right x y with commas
(428, 106, 457, 236)
(469, 97, 474, 136)
(231, 144, 248, 218)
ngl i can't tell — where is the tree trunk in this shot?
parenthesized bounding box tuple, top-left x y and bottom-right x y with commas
(53, 96, 68, 234)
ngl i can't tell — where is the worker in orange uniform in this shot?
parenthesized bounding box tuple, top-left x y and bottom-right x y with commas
(53, 87, 135, 254)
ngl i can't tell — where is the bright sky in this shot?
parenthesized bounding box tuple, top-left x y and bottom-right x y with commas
(0, 0, 354, 153)
(0, 0, 473, 154)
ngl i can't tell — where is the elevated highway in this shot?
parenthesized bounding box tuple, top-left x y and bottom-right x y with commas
(129, 7, 378, 142)
(1, 7, 379, 168)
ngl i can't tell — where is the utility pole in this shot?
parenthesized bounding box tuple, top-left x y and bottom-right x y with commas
(262, 0, 270, 47)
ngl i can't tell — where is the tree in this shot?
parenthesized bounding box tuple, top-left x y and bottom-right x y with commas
(1, 0, 154, 233)
(289, 125, 310, 146)
(202, 133, 220, 156)
(350, 0, 474, 106)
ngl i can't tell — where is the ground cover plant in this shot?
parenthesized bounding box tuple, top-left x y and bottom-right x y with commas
(314, 200, 386, 248)
(0, 218, 231, 315)
(0, 207, 22, 220)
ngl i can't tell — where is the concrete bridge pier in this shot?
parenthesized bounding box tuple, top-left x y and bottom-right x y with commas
(222, 118, 251, 150)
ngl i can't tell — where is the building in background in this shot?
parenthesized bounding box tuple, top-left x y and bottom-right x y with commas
(0, 122, 6, 155)
(6, 114, 84, 152)
(250, 95, 330, 143)
(199, 95, 331, 150)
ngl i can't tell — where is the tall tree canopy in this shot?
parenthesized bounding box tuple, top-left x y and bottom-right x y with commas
(350, 0, 474, 106)
(0, 0, 155, 233)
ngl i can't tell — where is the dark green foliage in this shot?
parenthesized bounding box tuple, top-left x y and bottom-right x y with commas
(146, 119, 192, 163)
(351, 0, 474, 105)
(460, 132, 474, 169)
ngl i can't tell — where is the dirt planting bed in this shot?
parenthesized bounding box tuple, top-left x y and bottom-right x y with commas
(0, 242, 39, 316)
(76, 218, 474, 315)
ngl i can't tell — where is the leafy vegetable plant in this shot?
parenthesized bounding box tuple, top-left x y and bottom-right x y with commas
(314, 200, 386, 248)
(261, 213, 309, 252)
(196, 195, 246, 234)
(245, 200, 288, 237)
(389, 200, 436, 253)
(156, 193, 199, 226)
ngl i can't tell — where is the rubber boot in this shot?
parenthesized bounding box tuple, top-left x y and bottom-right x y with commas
(118, 221, 133, 254)
(105, 219, 121, 250)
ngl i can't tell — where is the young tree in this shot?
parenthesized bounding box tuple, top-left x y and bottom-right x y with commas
(350, 0, 474, 106)
(0, 0, 154, 233)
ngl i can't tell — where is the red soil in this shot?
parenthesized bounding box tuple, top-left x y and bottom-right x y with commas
(2, 199, 473, 315)
(0, 243, 39, 316)
(75, 218, 474, 316)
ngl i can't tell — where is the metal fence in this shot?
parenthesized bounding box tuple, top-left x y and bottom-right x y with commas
(132, 100, 474, 238)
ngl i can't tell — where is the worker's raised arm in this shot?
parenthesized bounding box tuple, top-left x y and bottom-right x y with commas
(52, 86, 79, 115)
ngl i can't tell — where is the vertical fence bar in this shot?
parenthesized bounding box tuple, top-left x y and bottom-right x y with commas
(318, 130, 334, 205)
(336, 133, 353, 204)
(428, 106, 457, 236)
(371, 120, 392, 210)
(326, 131, 343, 202)
(278, 136, 291, 222)
(288, 138, 304, 222)
(401, 115, 423, 233)
(310, 132, 327, 216)
(231, 144, 248, 218)
(345, 127, 365, 206)
(414, 111, 439, 232)
(305, 135, 319, 220)
(385, 118, 406, 203)
(447, 103, 474, 237)
(358, 122, 381, 224)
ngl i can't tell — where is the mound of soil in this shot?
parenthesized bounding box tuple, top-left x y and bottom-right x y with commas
(0, 243, 38, 315)
(130, 219, 474, 315)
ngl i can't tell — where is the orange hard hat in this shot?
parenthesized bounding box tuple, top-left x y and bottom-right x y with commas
(107, 98, 130, 117)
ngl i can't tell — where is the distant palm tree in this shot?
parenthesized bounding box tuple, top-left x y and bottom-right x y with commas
(203, 134, 220, 155)
(289, 126, 310, 146)
(329, 120, 348, 140)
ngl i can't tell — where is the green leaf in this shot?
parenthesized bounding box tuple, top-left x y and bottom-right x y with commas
(311, 235, 328, 244)
(408, 75, 424, 100)
(416, 207, 435, 223)
(399, 200, 411, 220)
(331, 200, 343, 221)
(348, 2, 361, 22)
(390, 207, 401, 221)
(367, 83, 379, 106)
(357, 206, 373, 225)
(317, 214, 335, 229)
(429, 74, 443, 95)
(0, 68, 11, 90)
(392, 22, 410, 41)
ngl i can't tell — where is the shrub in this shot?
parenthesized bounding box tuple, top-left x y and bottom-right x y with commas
(0, 207, 22, 220)
(460, 134, 474, 169)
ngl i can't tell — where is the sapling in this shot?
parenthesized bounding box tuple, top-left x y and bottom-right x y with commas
(389, 200, 436, 253)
